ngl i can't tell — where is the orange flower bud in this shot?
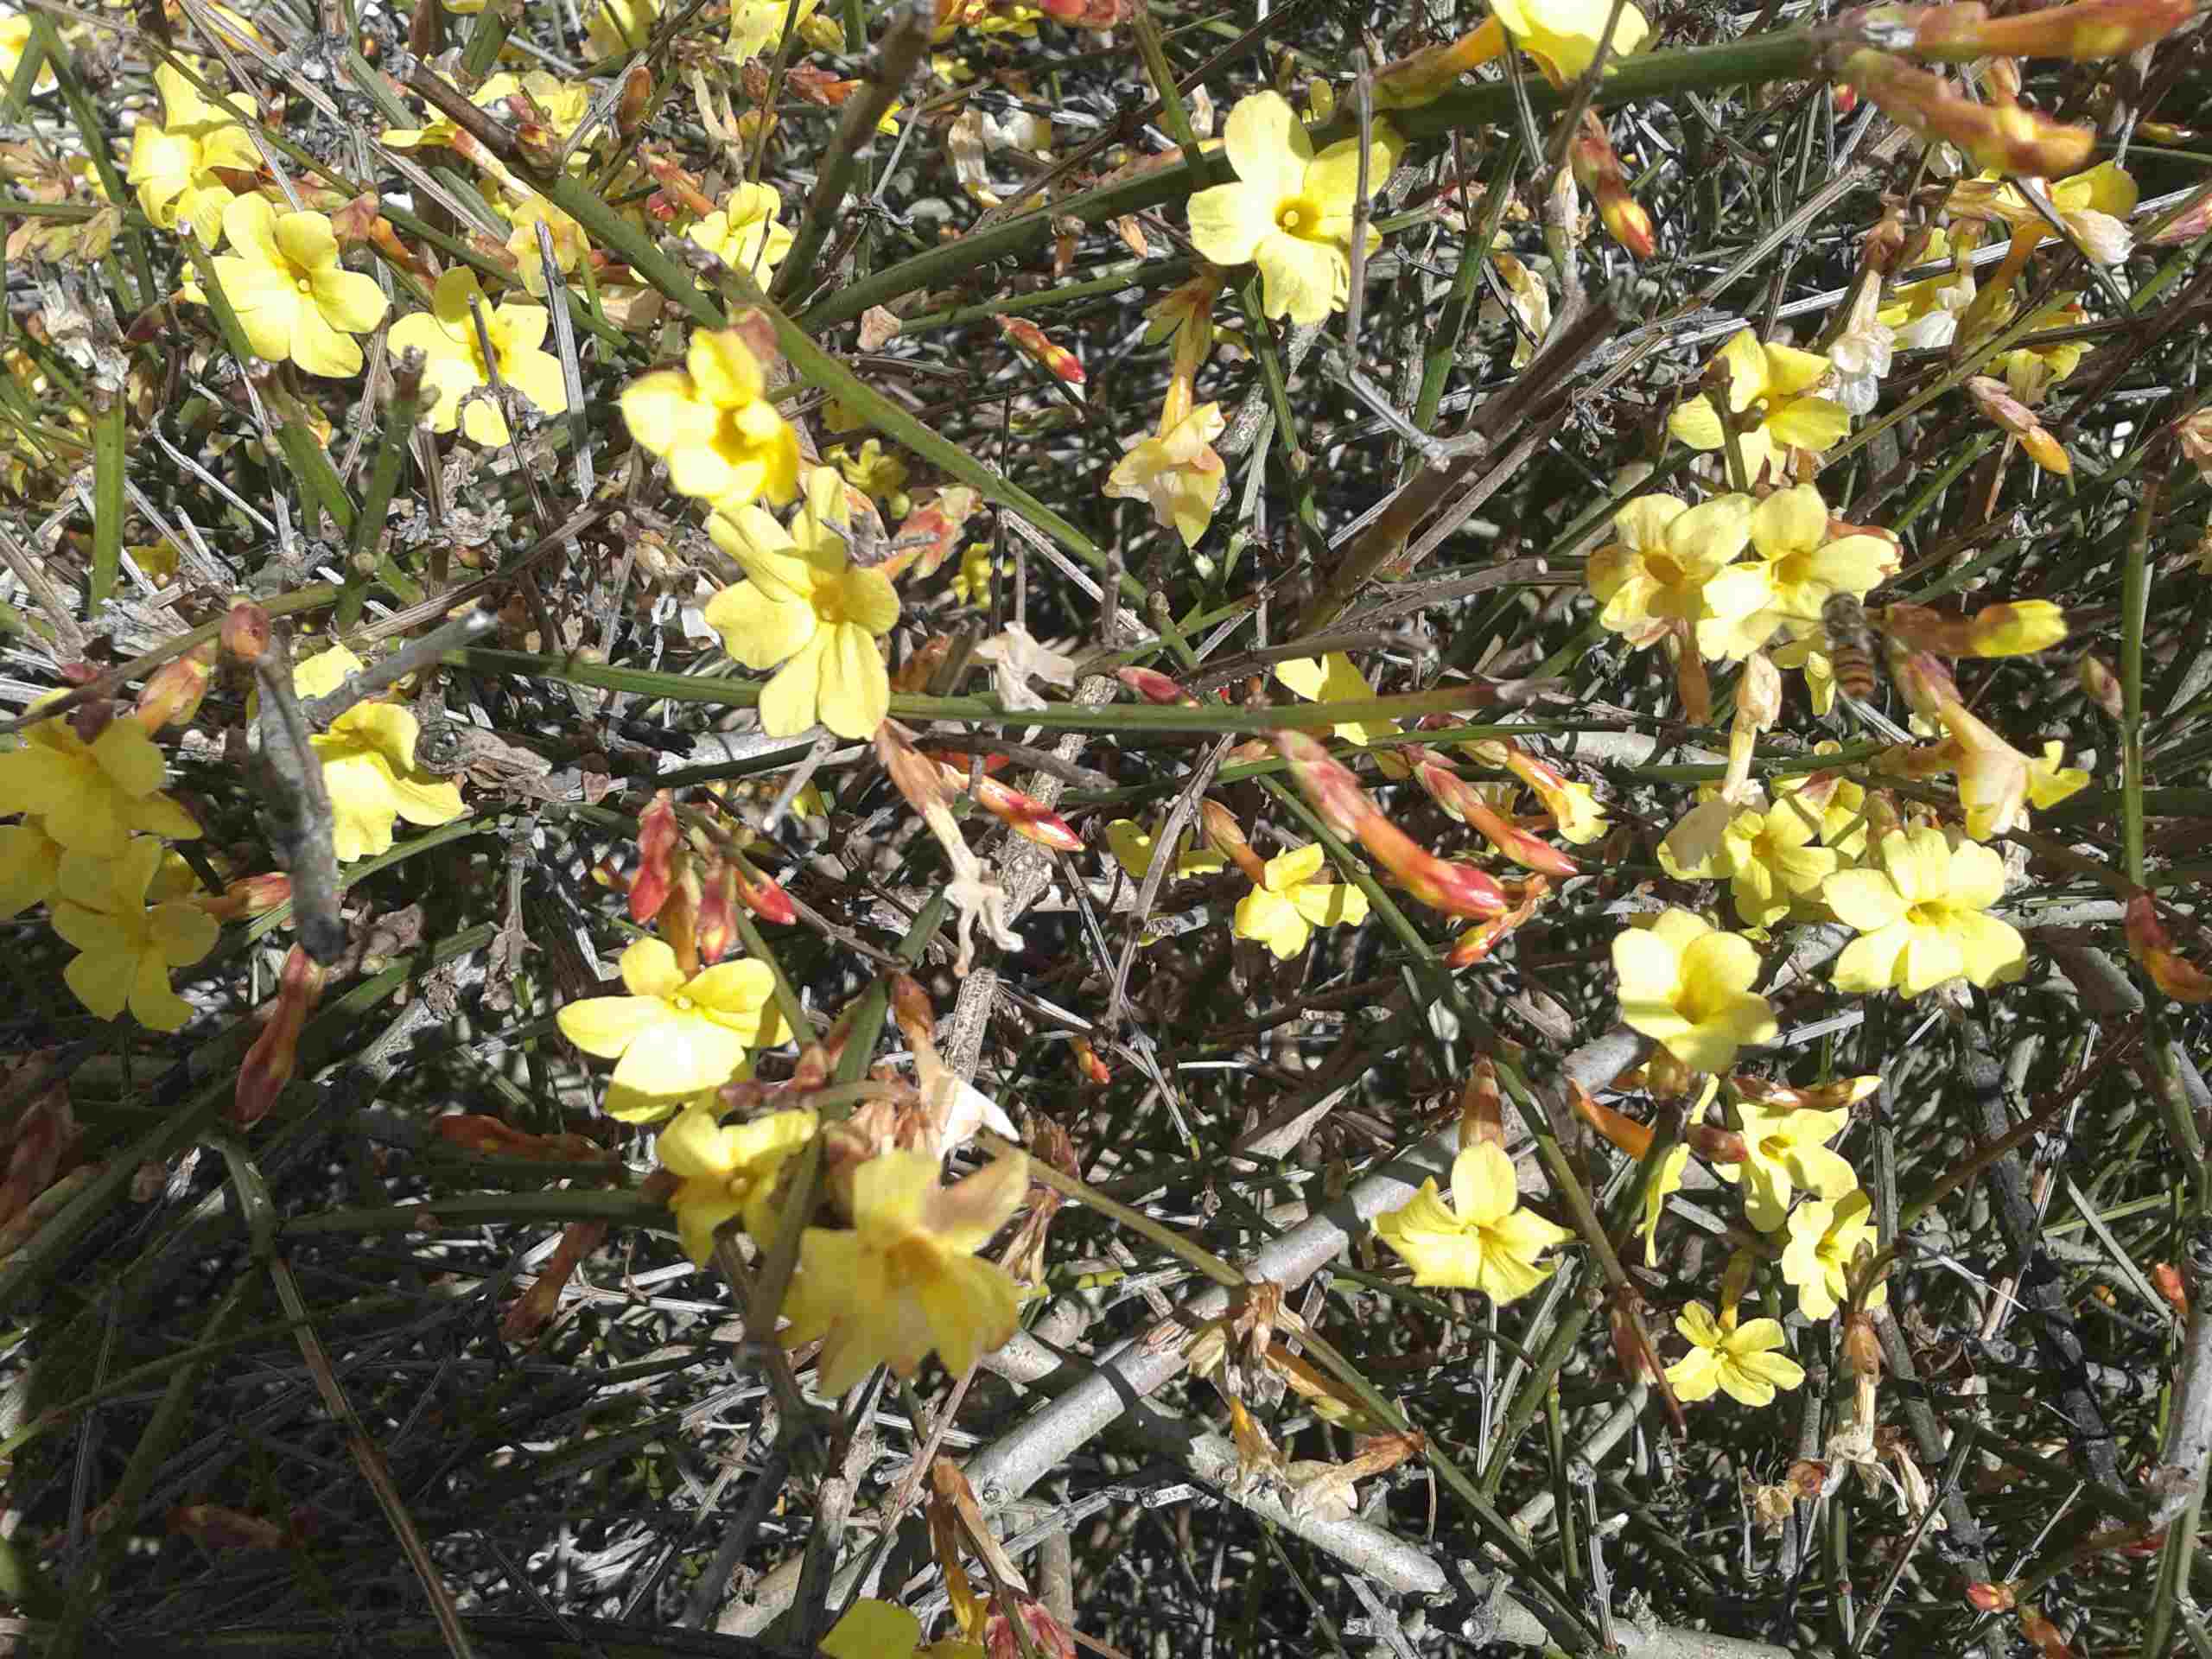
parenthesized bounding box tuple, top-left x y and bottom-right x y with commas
(1071, 1034, 1111, 1086)
(1444, 874, 1548, 965)
(2148, 191, 2212, 247)
(1117, 664, 1198, 706)
(1272, 728, 1369, 839)
(631, 791, 680, 924)
(2126, 892, 2212, 1001)
(940, 763, 1082, 852)
(1966, 1582, 2017, 1614)
(1965, 373, 2071, 472)
(1569, 1077, 1652, 1158)
(1366, 813, 1511, 918)
(502, 1219, 609, 1341)
(1842, 1301, 1885, 1381)
(729, 849, 797, 925)
(2018, 1607, 2073, 1659)
(2152, 1261, 2190, 1319)
(996, 316, 1084, 388)
(1413, 758, 1579, 876)
(1199, 798, 1268, 884)
(1570, 111, 1656, 259)
(1458, 1057, 1504, 1150)
(221, 601, 270, 663)
(616, 58, 653, 137)
(231, 945, 327, 1128)
(1894, 0, 2193, 62)
(1033, 0, 1124, 27)
(1839, 48, 2094, 176)
(1374, 19, 1506, 109)
(694, 860, 739, 965)
(192, 871, 293, 923)
(133, 640, 217, 731)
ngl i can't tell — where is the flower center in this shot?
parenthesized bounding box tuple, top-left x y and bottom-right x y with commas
(1904, 902, 1948, 929)
(671, 993, 696, 1012)
(1647, 553, 1687, 588)
(1274, 195, 1325, 239)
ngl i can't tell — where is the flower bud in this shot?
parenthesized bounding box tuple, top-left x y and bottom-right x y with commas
(2126, 892, 2212, 1001)
(1457, 1057, 1504, 1150)
(729, 849, 797, 925)
(1273, 728, 1369, 839)
(616, 58, 653, 137)
(1840, 48, 2095, 176)
(694, 859, 738, 965)
(2078, 653, 2123, 719)
(1895, 0, 2194, 62)
(1414, 758, 1580, 876)
(1117, 664, 1198, 706)
(996, 316, 1084, 389)
(1966, 1581, 2017, 1614)
(221, 601, 271, 664)
(2177, 410, 2212, 480)
(1374, 19, 1506, 108)
(1569, 111, 1656, 259)
(134, 640, 216, 731)
(1569, 1077, 1652, 1158)
(230, 945, 327, 1128)
(1199, 798, 1268, 884)
(631, 791, 681, 924)
(1071, 1034, 1111, 1086)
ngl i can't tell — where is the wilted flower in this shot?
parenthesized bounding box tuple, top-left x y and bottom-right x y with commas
(1103, 402, 1227, 549)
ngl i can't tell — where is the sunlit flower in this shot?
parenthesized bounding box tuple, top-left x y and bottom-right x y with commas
(1740, 484, 1899, 651)
(388, 267, 569, 446)
(728, 0, 817, 61)
(556, 938, 782, 1120)
(1823, 826, 2026, 997)
(702, 466, 899, 740)
(50, 838, 219, 1032)
(1186, 92, 1400, 326)
(1103, 401, 1227, 549)
(0, 817, 62, 918)
(1233, 842, 1369, 958)
(1105, 818, 1225, 881)
(823, 1599, 984, 1659)
(126, 62, 260, 244)
(1586, 493, 1768, 659)
(949, 543, 1000, 606)
(1373, 1141, 1573, 1304)
(502, 194, 588, 298)
(1929, 696, 2091, 840)
(0, 13, 53, 94)
(1878, 230, 1976, 349)
(1666, 1301, 1806, 1406)
(205, 194, 388, 378)
(588, 0, 659, 55)
(1952, 161, 2137, 265)
(620, 327, 800, 510)
(1272, 651, 1407, 772)
(1489, 0, 1649, 84)
(1781, 1189, 1886, 1320)
(1719, 1097, 1859, 1233)
(0, 703, 200, 858)
(830, 438, 910, 511)
(1669, 330, 1852, 485)
(385, 71, 594, 155)
(289, 645, 465, 863)
(656, 1103, 817, 1264)
(1611, 908, 1777, 1073)
(782, 1147, 1029, 1395)
(686, 182, 792, 281)
(1720, 796, 1839, 929)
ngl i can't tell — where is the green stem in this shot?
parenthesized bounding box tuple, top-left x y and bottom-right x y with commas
(339, 360, 427, 630)
(87, 391, 124, 610)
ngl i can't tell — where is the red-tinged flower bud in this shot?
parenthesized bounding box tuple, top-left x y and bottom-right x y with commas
(1901, 0, 2193, 61)
(2126, 892, 2212, 1002)
(1458, 1057, 1504, 1150)
(134, 640, 216, 731)
(616, 58, 653, 137)
(0, 1088, 77, 1230)
(1357, 812, 1510, 918)
(996, 316, 1085, 387)
(1117, 664, 1198, 706)
(694, 860, 738, 966)
(969, 772, 1084, 852)
(1569, 111, 1655, 259)
(221, 601, 270, 664)
(1071, 1034, 1110, 1086)
(1965, 1582, 2016, 1614)
(2149, 192, 2212, 246)
(1416, 759, 1580, 876)
(631, 791, 680, 924)
(1031, 0, 1123, 29)
(1198, 798, 1268, 884)
(1891, 649, 1959, 723)
(1840, 48, 2095, 176)
(2152, 1262, 2190, 1319)
(1965, 373, 2072, 472)
(1374, 19, 1505, 109)
(1687, 1122, 1746, 1164)
(1609, 1299, 1666, 1384)
(729, 849, 797, 925)
(192, 871, 293, 922)
(230, 945, 327, 1128)
(2018, 1607, 2074, 1659)
(1446, 917, 1510, 968)
(327, 190, 382, 245)
(984, 1596, 1078, 1659)
(881, 486, 982, 583)
(1569, 1078, 1651, 1158)
(1272, 728, 1371, 839)
(501, 1219, 609, 1341)
(1834, 81, 1859, 113)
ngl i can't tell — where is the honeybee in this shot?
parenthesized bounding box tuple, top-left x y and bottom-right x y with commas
(1821, 593, 1882, 705)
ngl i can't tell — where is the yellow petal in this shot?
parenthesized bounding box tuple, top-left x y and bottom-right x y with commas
(1221, 90, 1310, 203)
(618, 936, 686, 998)
(557, 994, 667, 1058)
(815, 623, 889, 740)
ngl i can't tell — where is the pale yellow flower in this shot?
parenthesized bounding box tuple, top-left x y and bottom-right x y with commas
(620, 327, 800, 510)
(0, 703, 200, 858)
(1233, 842, 1369, 958)
(1823, 826, 2025, 997)
(1666, 1301, 1805, 1406)
(556, 938, 783, 1120)
(1669, 330, 1852, 485)
(388, 268, 569, 447)
(656, 1103, 817, 1264)
(206, 194, 388, 378)
(1186, 92, 1400, 326)
(1739, 484, 1899, 652)
(1953, 162, 2137, 265)
(1103, 402, 1227, 549)
(1638, 1142, 1691, 1267)
(1490, 0, 1649, 85)
(728, 0, 817, 62)
(0, 14, 54, 94)
(588, 0, 659, 56)
(1720, 796, 1839, 930)
(1374, 1141, 1573, 1304)
(1718, 1098, 1859, 1233)
(1781, 1189, 1886, 1321)
(685, 182, 792, 281)
(1611, 908, 1777, 1073)
(125, 62, 260, 244)
(1105, 819, 1225, 881)
(289, 646, 465, 863)
(1272, 651, 1407, 772)
(823, 1598, 983, 1659)
(50, 839, 218, 1032)
(1586, 493, 1769, 660)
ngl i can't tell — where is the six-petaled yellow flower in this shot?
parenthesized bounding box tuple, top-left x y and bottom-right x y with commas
(728, 0, 818, 60)
(1233, 842, 1370, 959)
(1187, 92, 1401, 327)
(556, 938, 784, 1122)
(702, 467, 900, 741)
(0, 703, 200, 857)
(1781, 1189, 1885, 1320)
(1718, 1098, 1859, 1233)
(657, 1103, 818, 1265)
(388, 267, 570, 447)
(1103, 402, 1228, 549)
(126, 62, 260, 245)
(1669, 330, 1852, 485)
(1611, 908, 1777, 1073)
(1665, 1300, 1806, 1407)
(1374, 1141, 1573, 1304)
(781, 1147, 1029, 1395)
(1586, 493, 1769, 660)
(290, 646, 466, 864)
(207, 194, 389, 378)
(50, 838, 219, 1032)
(620, 327, 800, 511)
(686, 182, 792, 280)
(1822, 826, 2025, 997)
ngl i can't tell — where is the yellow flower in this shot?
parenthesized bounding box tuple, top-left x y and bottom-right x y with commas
(1935, 697, 2090, 840)
(205, 194, 388, 377)
(389, 268, 569, 447)
(125, 63, 260, 244)
(1668, 330, 1852, 485)
(949, 543, 1000, 606)
(556, 938, 783, 1121)
(289, 645, 465, 863)
(620, 327, 800, 511)
(1717, 1097, 1859, 1233)
(1186, 92, 1400, 327)
(1720, 797, 1839, 930)
(1878, 230, 1975, 349)
(0, 817, 63, 918)
(1272, 651, 1408, 772)
(588, 0, 659, 55)
(1611, 908, 1777, 1073)
(502, 195, 588, 297)
(1586, 493, 1770, 659)
(1781, 1189, 1885, 1320)
(1740, 484, 1899, 650)
(1103, 402, 1228, 549)
(702, 467, 899, 741)
(0, 704, 200, 858)
(1665, 1301, 1806, 1407)
(1638, 1142, 1691, 1267)
(656, 1103, 817, 1264)
(50, 839, 219, 1032)
(1954, 162, 2137, 265)
(781, 1147, 1029, 1395)
(823, 1599, 983, 1659)
(728, 0, 817, 61)
(1233, 842, 1369, 958)
(830, 438, 910, 511)
(0, 14, 53, 93)
(1374, 1141, 1573, 1304)
(1105, 818, 1225, 881)
(1822, 826, 2025, 997)
(1489, 0, 1649, 84)
(1993, 298, 2090, 404)
(384, 72, 594, 153)
(685, 182, 792, 281)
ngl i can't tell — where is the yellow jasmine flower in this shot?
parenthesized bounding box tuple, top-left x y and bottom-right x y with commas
(50, 839, 219, 1032)
(782, 1147, 1029, 1395)
(1777, 759, 1869, 858)
(949, 543, 1000, 606)
(1103, 402, 1228, 550)
(1374, 1141, 1573, 1304)
(1823, 826, 2025, 997)
(1992, 298, 2090, 404)
(384, 71, 594, 153)
(1490, 0, 1649, 85)
(1669, 330, 1852, 485)
(1656, 789, 1736, 881)
(1953, 162, 2137, 265)
(1611, 908, 1777, 1073)
(1186, 92, 1400, 327)
(1934, 697, 2090, 840)
(1720, 796, 1838, 930)
(823, 1598, 983, 1659)
(702, 466, 899, 740)
(0, 817, 63, 918)
(728, 0, 817, 62)
(1233, 842, 1369, 959)
(620, 327, 800, 511)
(125, 62, 261, 244)
(388, 268, 569, 447)
(830, 438, 911, 511)
(1272, 652, 1408, 773)
(656, 1103, 817, 1264)
(588, 0, 659, 56)
(1586, 493, 1770, 660)
(1781, 1189, 1885, 1321)
(289, 645, 465, 863)
(1104, 818, 1225, 881)
(502, 194, 588, 297)
(0, 13, 54, 93)
(0, 705, 200, 858)
(1771, 629, 1839, 715)
(1665, 1301, 1806, 1406)
(1717, 1098, 1859, 1233)
(1878, 230, 1976, 350)
(205, 194, 388, 378)
(685, 182, 792, 281)
(556, 938, 783, 1121)
(1740, 484, 1899, 651)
